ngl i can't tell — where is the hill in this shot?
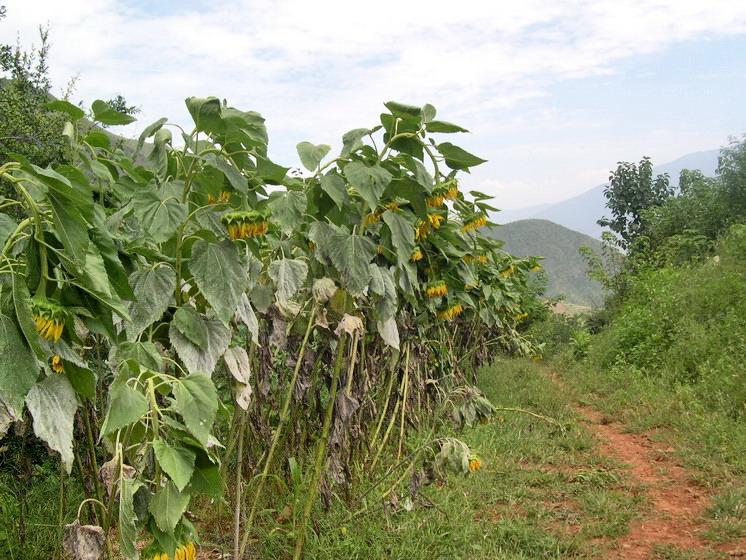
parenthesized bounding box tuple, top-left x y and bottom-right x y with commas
(492, 219, 604, 306)
(497, 149, 720, 237)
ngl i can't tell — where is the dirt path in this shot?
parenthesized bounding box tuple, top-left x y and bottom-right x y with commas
(576, 404, 712, 559)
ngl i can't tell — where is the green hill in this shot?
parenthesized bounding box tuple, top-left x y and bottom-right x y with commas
(491, 219, 604, 306)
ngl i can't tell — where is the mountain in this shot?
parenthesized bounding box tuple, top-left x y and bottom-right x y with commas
(496, 149, 720, 238)
(492, 219, 605, 307)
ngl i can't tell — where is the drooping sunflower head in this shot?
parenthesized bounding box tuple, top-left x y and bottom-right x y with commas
(410, 246, 424, 262)
(468, 456, 482, 472)
(31, 299, 67, 342)
(461, 213, 487, 233)
(150, 542, 196, 560)
(425, 280, 448, 299)
(437, 302, 464, 321)
(501, 265, 515, 278)
(427, 212, 444, 229)
(444, 180, 459, 201)
(208, 191, 230, 204)
(222, 211, 270, 240)
(51, 354, 64, 374)
(415, 219, 430, 241)
(364, 211, 382, 226)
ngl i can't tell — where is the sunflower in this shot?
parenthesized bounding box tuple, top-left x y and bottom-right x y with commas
(363, 211, 382, 226)
(415, 220, 430, 241)
(461, 213, 487, 233)
(468, 456, 482, 472)
(222, 211, 270, 240)
(207, 191, 230, 204)
(428, 213, 444, 229)
(384, 201, 399, 212)
(51, 355, 64, 374)
(463, 254, 488, 265)
(426, 194, 445, 208)
(530, 264, 542, 272)
(425, 281, 447, 298)
(444, 184, 459, 200)
(31, 299, 66, 342)
(410, 247, 424, 262)
(150, 543, 196, 560)
(501, 265, 515, 278)
(437, 303, 464, 320)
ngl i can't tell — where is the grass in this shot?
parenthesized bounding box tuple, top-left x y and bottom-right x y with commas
(260, 357, 649, 560)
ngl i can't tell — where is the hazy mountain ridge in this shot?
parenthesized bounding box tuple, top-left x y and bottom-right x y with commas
(497, 149, 720, 237)
(491, 219, 604, 306)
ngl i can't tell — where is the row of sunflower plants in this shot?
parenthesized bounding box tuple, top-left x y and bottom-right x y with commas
(0, 96, 540, 559)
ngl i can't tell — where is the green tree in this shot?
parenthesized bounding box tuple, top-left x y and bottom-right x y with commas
(598, 156, 673, 250)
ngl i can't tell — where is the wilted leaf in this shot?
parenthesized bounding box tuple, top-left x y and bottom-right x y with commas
(0, 313, 39, 420)
(26, 375, 78, 473)
(268, 258, 308, 303)
(335, 314, 364, 337)
(63, 521, 105, 560)
(377, 317, 400, 350)
(235, 293, 259, 345)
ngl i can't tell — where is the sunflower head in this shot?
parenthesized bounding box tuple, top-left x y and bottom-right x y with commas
(416, 220, 430, 241)
(425, 280, 448, 299)
(427, 213, 444, 229)
(51, 354, 64, 374)
(208, 191, 230, 204)
(31, 299, 67, 342)
(468, 456, 482, 472)
(410, 246, 424, 262)
(437, 302, 464, 320)
(461, 213, 487, 233)
(222, 210, 270, 240)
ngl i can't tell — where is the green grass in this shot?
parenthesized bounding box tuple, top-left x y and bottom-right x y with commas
(252, 357, 646, 560)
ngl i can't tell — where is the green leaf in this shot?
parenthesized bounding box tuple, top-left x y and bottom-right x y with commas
(188, 240, 248, 324)
(268, 258, 308, 303)
(137, 117, 168, 155)
(384, 101, 422, 118)
(26, 375, 78, 473)
(188, 461, 222, 498)
(0, 213, 16, 250)
(113, 341, 163, 372)
(267, 190, 307, 235)
(92, 99, 137, 126)
(296, 141, 331, 172)
(0, 313, 39, 420)
(65, 363, 97, 400)
(382, 210, 415, 265)
(203, 153, 247, 193)
(185, 97, 223, 135)
(343, 162, 392, 211)
(341, 128, 370, 156)
(83, 130, 111, 149)
(319, 172, 349, 209)
(132, 185, 188, 243)
(119, 478, 143, 560)
(46, 99, 85, 121)
(172, 306, 208, 350)
(173, 374, 218, 446)
(255, 155, 289, 184)
(90, 226, 134, 300)
(100, 382, 149, 436)
(328, 231, 376, 294)
(421, 104, 436, 123)
(169, 317, 231, 375)
(148, 480, 189, 535)
(426, 120, 468, 133)
(48, 190, 91, 259)
(153, 440, 196, 492)
(437, 142, 487, 170)
(12, 274, 50, 362)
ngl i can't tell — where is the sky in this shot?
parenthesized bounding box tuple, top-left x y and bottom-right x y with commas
(2, 0, 746, 210)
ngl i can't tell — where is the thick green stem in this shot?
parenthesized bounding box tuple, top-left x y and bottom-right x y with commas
(147, 379, 161, 484)
(238, 306, 317, 557)
(292, 334, 347, 560)
(396, 344, 410, 461)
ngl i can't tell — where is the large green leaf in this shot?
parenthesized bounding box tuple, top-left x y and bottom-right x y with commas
(172, 373, 218, 447)
(437, 142, 487, 170)
(188, 240, 248, 324)
(185, 97, 223, 135)
(136, 117, 168, 155)
(169, 316, 230, 375)
(132, 184, 188, 243)
(153, 440, 196, 492)
(46, 99, 85, 121)
(0, 213, 16, 250)
(328, 231, 376, 294)
(113, 341, 163, 372)
(127, 266, 175, 339)
(90, 226, 134, 300)
(426, 120, 468, 133)
(382, 210, 415, 265)
(319, 172, 349, 210)
(26, 375, 78, 473)
(148, 480, 189, 535)
(203, 153, 247, 193)
(172, 306, 208, 350)
(341, 128, 370, 156)
(268, 258, 308, 304)
(92, 99, 137, 126)
(100, 382, 149, 436)
(119, 478, 143, 560)
(12, 275, 50, 362)
(267, 190, 307, 235)
(343, 161, 392, 211)
(255, 155, 289, 184)
(0, 313, 39, 420)
(48, 190, 90, 260)
(296, 141, 331, 172)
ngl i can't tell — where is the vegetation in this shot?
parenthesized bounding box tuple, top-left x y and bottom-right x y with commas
(0, 94, 544, 560)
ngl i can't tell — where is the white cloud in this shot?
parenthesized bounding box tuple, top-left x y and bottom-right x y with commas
(2, 0, 745, 206)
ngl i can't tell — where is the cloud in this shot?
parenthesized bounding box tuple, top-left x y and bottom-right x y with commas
(2, 0, 746, 205)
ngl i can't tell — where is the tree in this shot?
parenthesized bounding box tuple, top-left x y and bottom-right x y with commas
(598, 156, 673, 250)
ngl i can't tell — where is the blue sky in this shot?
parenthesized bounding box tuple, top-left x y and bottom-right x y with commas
(2, 0, 745, 209)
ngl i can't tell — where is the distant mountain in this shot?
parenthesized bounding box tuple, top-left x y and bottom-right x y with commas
(495, 149, 720, 238)
(491, 219, 605, 307)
